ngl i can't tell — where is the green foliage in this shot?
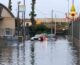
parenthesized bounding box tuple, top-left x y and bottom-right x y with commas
(35, 24, 47, 34)
(28, 24, 49, 36)
(8, 0, 12, 11)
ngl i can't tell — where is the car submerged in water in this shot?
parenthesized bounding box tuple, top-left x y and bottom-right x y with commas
(30, 34, 48, 41)
(47, 34, 56, 41)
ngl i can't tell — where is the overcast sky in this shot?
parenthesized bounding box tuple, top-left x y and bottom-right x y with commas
(0, 0, 80, 18)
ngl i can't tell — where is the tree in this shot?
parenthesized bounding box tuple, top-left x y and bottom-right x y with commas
(28, 24, 49, 36)
(29, 0, 36, 26)
(8, 0, 12, 11)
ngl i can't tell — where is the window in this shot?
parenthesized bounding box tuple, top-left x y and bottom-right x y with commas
(6, 28, 11, 35)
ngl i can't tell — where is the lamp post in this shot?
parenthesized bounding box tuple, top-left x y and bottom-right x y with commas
(19, 0, 26, 40)
(67, 0, 76, 44)
(67, 0, 70, 35)
(18, 1, 21, 18)
(67, 0, 69, 14)
(51, 10, 53, 34)
(23, 0, 26, 40)
(17, 2, 21, 65)
(70, 0, 76, 44)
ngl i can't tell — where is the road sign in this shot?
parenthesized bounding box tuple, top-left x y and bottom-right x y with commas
(19, 5, 26, 12)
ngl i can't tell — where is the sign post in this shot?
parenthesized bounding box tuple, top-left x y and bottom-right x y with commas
(69, 0, 76, 44)
(19, 4, 26, 40)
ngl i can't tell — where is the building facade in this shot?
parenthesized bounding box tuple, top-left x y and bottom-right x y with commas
(0, 3, 15, 37)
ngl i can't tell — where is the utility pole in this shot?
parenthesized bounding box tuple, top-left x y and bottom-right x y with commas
(23, 0, 26, 40)
(17, 1, 21, 36)
(70, 0, 76, 44)
(67, 0, 69, 14)
(23, 1, 26, 65)
(54, 14, 56, 35)
(51, 10, 53, 34)
(67, 0, 70, 35)
(17, 1, 21, 18)
(72, 17, 74, 44)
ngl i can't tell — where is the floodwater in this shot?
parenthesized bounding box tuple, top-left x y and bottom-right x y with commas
(0, 37, 78, 65)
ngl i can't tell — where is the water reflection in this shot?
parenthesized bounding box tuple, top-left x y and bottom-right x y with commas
(0, 38, 78, 65)
(0, 47, 13, 65)
(30, 41, 35, 65)
(0, 39, 7, 48)
(17, 42, 20, 65)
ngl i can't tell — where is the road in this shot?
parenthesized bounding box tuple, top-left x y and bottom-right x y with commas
(0, 37, 78, 65)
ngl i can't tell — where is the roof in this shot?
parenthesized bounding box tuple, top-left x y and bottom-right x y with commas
(0, 3, 15, 18)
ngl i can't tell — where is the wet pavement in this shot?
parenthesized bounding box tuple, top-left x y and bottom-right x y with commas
(0, 37, 78, 65)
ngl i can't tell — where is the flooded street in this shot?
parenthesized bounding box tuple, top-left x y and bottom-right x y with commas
(0, 37, 78, 65)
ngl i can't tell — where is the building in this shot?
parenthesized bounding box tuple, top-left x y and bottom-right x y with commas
(36, 18, 69, 31)
(0, 3, 15, 37)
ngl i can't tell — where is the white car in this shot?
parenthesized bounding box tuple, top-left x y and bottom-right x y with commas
(30, 37, 39, 41)
(30, 34, 41, 41)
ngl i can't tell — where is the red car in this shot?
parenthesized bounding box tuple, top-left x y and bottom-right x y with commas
(39, 35, 48, 41)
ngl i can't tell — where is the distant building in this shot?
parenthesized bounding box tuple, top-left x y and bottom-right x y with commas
(0, 3, 15, 37)
(36, 18, 69, 30)
(23, 19, 32, 26)
(20, 18, 70, 26)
